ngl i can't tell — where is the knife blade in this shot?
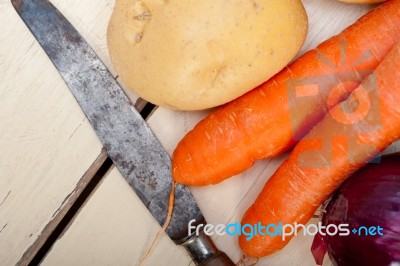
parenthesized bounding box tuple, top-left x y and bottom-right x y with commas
(11, 0, 234, 265)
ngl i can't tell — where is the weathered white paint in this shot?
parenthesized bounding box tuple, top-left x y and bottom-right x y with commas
(42, 166, 192, 266)
(0, 0, 133, 264)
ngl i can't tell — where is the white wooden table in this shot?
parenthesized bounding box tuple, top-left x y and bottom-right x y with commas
(1, 1, 395, 265)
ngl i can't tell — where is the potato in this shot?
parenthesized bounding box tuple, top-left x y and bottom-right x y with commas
(107, 0, 308, 110)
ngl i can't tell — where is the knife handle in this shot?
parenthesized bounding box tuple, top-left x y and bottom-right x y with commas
(182, 229, 235, 266)
(198, 251, 235, 266)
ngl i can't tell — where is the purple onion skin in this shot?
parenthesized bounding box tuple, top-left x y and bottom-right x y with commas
(322, 153, 400, 266)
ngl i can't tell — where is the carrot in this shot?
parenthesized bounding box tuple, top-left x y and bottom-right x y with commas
(172, 0, 400, 186)
(239, 41, 400, 258)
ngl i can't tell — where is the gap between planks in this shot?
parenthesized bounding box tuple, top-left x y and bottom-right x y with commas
(17, 99, 157, 265)
(16, 149, 110, 266)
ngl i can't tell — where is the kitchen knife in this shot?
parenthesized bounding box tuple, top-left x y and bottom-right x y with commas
(11, 0, 234, 265)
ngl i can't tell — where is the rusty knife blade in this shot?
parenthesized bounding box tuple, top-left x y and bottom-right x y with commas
(11, 0, 204, 242)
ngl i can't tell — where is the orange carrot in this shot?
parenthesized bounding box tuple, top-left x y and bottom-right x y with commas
(172, 0, 400, 186)
(239, 41, 400, 257)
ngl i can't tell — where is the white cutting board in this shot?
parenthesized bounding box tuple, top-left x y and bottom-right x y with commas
(2, 0, 396, 265)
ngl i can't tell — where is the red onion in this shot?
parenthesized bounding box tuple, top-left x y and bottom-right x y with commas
(311, 153, 400, 266)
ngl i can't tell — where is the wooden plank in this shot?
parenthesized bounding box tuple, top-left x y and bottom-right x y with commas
(41, 1, 399, 266)
(17, 150, 109, 265)
(0, 0, 136, 264)
(41, 166, 192, 266)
